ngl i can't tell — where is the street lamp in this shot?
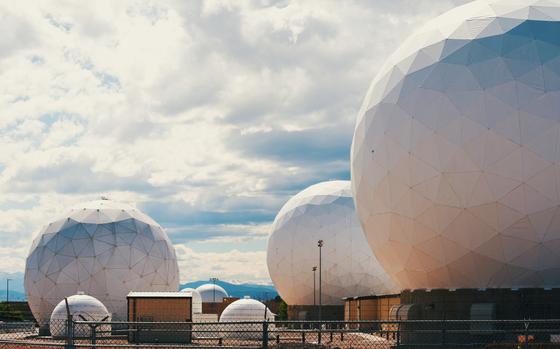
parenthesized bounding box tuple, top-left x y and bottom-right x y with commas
(263, 292, 269, 320)
(312, 267, 317, 309)
(317, 240, 323, 323)
(210, 277, 219, 313)
(6, 279, 11, 308)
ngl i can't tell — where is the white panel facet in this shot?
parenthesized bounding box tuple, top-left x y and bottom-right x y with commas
(351, 0, 560, 290)
(267, 181, 398, 306)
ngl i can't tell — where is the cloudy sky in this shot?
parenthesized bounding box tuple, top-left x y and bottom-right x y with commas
(0, 0, 469, 284)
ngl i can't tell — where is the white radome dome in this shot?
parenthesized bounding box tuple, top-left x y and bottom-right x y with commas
(50, 294, 111, 337)
(267, 181, 398, 306)
(24, 199, 180, 324)
(220, 298, 275, 322)
(196, 284, 228, 303)
(219, 298, 274, 339)
(351, 0, 560, 290)
(180, 287, 203, 314)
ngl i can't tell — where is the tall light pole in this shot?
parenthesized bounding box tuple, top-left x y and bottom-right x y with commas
(210, 277, 218, 313)
(263, 292, 269, 320)
(312, 267, 317, 308)
(6, 278, 11, 308)
(317, 240, 323, 323)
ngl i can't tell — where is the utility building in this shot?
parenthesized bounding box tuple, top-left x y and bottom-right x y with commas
(127, 292, 192, 343)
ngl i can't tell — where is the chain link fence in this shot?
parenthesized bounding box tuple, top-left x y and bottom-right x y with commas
(3, 319, 560, 348)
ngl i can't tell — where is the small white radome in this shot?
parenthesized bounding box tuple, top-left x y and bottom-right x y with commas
(180, 287, 203, 314)
(196, 284, 229, 303)
(220, 298, 275, 322)
(50, 294, 111, 337)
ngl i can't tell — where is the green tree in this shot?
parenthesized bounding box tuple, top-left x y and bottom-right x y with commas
(277, 297, 288, 320)
(0, 303, 25, 321)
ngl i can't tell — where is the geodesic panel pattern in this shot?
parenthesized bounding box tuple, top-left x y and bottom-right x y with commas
(351, 0, 560, 290)
(267, 181, 398, 306)
(24, 200, 180, 324)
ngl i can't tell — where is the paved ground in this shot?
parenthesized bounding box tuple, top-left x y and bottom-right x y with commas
(0, 331, 395, 349)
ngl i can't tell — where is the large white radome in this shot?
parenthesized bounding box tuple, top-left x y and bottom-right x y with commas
(267, 181, 398, 306)
(24, 200, 180, 324)
(352, 0, 560, 290)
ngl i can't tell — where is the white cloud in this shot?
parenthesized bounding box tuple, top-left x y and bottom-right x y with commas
(175, 245, 269, 284)
(0, 0, 470, 283)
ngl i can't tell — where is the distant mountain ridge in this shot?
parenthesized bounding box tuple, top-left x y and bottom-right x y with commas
(181, 280, 278, 300)
(0, 290, 26, 302)
(0, 272, 26, 301)
(0, 272, 25, 293)
(0, 272, 278, 302)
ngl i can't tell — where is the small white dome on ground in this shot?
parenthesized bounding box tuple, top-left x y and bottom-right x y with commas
(196, 284, 228, 303)
(50, 294, 111, 337)
(220, 298, 274, 339)
(180, 287, 203, 314)
(220, 298, 274, 322)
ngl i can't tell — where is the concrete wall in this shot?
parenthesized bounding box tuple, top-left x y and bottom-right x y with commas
(400, 288, 560, 320)
(344, 288, 560, 321)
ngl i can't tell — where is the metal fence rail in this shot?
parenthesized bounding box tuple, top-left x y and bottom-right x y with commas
(2, 319, 560, 348)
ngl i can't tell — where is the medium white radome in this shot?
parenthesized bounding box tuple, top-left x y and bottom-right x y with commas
(352, 0, 560, 290)
(267, 181, 398, 306)
(24, 199, 180, 324)
(196, 284, 228, 303)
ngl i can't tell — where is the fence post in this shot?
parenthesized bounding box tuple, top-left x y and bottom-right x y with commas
(262, 321, 269, 349)
(65, 315, 74, 349)
(441, 319, 447, 348)
(396, 322, 400, 346)
(318, 321, 321, 345)
(91, 325, 97, 346)
(524, 321, 530, 349)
